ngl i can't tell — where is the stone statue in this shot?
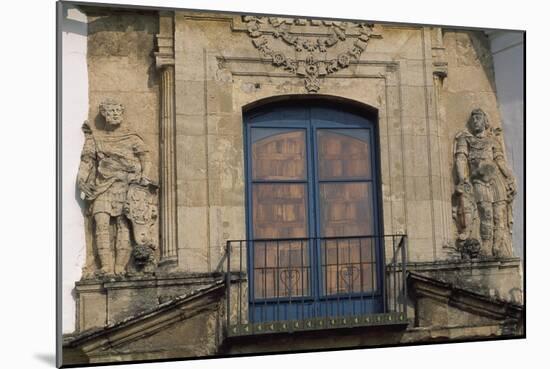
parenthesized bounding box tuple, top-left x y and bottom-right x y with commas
(452, 108, 517, 258)
(77, 99, 158, 277)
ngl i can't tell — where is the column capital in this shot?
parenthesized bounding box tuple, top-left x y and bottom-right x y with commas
(155, 11, 175, 69)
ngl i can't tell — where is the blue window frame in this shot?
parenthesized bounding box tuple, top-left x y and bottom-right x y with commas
(244, 102, 383, 323)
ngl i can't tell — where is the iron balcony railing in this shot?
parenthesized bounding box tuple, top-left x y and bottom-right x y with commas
(225, 234, 408, 336)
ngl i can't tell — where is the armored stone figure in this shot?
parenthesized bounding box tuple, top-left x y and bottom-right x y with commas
(77, 99, 158, 277)
(453, 108, 516, 257)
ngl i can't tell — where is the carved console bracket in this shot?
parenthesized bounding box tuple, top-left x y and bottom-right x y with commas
(155, 11, 178, 266)
(243, 16, 381, 93)
(155, 11, 175, 68)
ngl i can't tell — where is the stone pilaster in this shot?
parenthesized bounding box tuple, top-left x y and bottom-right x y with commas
(155, 12, 178, 265)
(430, 27, 453, 256)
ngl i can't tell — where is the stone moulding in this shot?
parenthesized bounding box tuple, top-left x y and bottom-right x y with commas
(219, 55, 393, 81)
(228, 312, 407, 337)
(64, 281, 225, 361)
(242, 16, 380, 93)
(408, 272, 523, 324)
(73, 273, 225, 332)
(406, 257, 523, 304)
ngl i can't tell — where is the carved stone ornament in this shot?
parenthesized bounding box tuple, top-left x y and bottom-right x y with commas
(243, 16, 376, 93)
(452, 109, 517, 259)
(77, 99, 159, 278)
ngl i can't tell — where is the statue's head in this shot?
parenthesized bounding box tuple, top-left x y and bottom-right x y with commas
(99, 98, 125, 127)
(467, 108, 489, 135)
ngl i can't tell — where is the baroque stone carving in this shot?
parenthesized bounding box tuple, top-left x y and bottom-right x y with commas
(243, 16, 376, 93)
(452, 109, 517, 258)
(77, 99, 158, 278)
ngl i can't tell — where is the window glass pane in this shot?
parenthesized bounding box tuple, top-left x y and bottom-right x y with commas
(317, 129, 371, 180)
(321, 238, 378, 295)
(252, 183, 308, 239)
(319, 182, 377, 295)
(319, 182, 374, 237)
(254, 240, 310, 298)
(252, 129, 306, 180)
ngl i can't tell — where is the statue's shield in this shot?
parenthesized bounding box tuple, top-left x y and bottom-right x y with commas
(124, 184, 157, 247)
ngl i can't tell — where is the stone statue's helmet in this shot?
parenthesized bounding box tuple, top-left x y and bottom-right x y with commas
(99, 98, 125, 126)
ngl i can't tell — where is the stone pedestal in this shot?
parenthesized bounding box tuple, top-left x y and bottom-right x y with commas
(407, 257, 523, 304)
(409, 270, 523, 332)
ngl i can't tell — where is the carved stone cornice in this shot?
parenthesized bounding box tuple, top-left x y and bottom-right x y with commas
(408, 272, 523, 322)
(64, 281, 225, 352)
(430, 28, 448, 80)
(432, 61, 448, 79)
(155, 35, 175, 68)
(242, 16, 381, 93)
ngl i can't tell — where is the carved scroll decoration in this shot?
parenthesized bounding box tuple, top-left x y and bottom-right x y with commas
(243, 16, 377, 93)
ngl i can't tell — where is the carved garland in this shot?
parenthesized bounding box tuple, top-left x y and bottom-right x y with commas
(243, 16, 375, 93)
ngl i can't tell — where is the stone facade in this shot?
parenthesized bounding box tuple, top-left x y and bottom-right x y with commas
(80, 9, 161, 279)
(61, 5, 524, 366)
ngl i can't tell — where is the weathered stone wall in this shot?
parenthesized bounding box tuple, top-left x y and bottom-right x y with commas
(440, 30, 501, 136)
(63, 288, 224, 365)
(116, 310, 221, 360)
(85, 11, 160, 263)
(87, 12, 160, 166)
(437, 30, 517, 257)
(70, 9, 520, 288)
(408, 258, 523, 303)
(172, 13, 488, 268)
(63, 8, 523, 365)
(74, 274, 222, 332)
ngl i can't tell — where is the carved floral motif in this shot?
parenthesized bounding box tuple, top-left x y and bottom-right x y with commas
(243, 16, 376, 92)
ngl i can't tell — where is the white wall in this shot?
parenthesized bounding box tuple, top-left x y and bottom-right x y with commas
(488, 31, 525, 257)
(61, 5, 88, 333)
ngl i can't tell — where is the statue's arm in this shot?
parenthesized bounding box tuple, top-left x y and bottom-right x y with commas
(454, 134, 469, 193)
(493, 139, 517, 197)
(495, 156, 513, 179)
(134, 139, 157, 187)
(138, 151, 156, 186)
(77, 154, 94, 187)
(77, 135, 97, 199)
(493, 139, 513, 179)
(455, 153, 468, 183)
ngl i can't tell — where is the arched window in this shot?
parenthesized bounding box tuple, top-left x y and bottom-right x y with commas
(244, 100, 383, 322)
